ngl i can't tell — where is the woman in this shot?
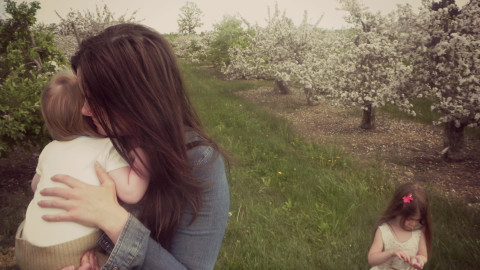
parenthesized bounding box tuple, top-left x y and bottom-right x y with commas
(38, 23, 230, 269)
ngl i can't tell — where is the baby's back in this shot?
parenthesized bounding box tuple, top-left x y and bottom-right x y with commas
(23, 137, 126, 246)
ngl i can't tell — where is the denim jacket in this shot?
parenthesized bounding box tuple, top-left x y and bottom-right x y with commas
(99, 133, 230, 269)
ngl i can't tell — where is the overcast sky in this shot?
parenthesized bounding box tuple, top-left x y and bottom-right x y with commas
(1, 0, 470, 34)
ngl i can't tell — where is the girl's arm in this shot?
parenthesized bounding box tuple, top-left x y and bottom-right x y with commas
(31, 173, 41, 192)
(108, 148, 150, 204)
(411, 230, 428, 269)
(368, 228, 411, 266)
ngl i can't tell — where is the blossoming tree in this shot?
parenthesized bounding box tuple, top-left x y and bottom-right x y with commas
(224, 5, 322, 97)
(327, 0, 415, 129)
(410, 0, 480, 160)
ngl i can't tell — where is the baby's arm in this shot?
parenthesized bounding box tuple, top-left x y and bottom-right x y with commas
(31, 173, 40, 192)
(368, 228, 411, 266)
(411, 230, 428, 269)
(108, 148, 150, 204)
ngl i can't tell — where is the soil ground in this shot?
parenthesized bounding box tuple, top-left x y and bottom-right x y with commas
(0, 147, 37, 269)
(236, 86, 480, 207)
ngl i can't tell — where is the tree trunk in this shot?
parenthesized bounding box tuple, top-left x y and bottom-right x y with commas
(72, 22, 81, 45)
(442, 119, 467, 161)
(274, 80, 290, 95)
(29, 32, 43, 69)
(303, 87, 314, 106)
(360, 103, 375, 129)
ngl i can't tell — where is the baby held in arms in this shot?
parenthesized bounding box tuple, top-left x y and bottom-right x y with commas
(15, 71, 150, 270)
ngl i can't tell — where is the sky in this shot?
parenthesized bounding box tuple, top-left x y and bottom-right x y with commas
(1, 0, 471, 34)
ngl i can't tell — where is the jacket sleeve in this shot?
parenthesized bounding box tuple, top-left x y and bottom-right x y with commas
(100, 146, 230, 270)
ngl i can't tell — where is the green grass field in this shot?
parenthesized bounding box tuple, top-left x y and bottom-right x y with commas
(1, 62, 479, 269)
(182, 63, 480, 269)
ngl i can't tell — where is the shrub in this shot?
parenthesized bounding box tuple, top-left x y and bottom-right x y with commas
(0, 0, 66, 157)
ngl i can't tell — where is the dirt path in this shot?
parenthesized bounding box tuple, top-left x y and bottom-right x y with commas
(236, 86, 480, 207)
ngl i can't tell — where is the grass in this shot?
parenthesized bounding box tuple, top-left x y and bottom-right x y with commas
(0, 62, 478, 269)
(182, 62, 480, 269)
(380, 98, 442, 125)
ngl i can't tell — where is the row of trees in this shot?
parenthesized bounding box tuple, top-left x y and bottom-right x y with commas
(1, 0, 477, 161)
(173, 0, 479, 161)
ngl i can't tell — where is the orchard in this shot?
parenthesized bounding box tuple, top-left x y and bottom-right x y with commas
(1, 0, 479, 160)
(176, 0, 479, 161)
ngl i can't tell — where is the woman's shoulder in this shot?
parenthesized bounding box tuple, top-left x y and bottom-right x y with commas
(188, 145, 216, 166)
(184, 128, 207, 148)
(184, 129, 220, 165)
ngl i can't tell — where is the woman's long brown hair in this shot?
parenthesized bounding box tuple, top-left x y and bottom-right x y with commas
(374, 182, 432, 256)
(71, 23, 217, 249)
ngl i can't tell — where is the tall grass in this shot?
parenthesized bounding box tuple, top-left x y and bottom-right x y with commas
(182, 62, 480, 269)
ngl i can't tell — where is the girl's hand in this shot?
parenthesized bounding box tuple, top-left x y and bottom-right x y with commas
(391, 249, 411, 264)
(411, 255, 424, 269)
(59, 250, 99, 270)
(38, 162, 129, 243)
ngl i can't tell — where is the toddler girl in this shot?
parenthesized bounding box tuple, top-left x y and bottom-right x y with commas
(368, 182, 432, 270)
(15, 71, 150, 270)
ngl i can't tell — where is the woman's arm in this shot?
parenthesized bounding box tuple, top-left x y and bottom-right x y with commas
(102, 146, 230, 269)
(39, 146, 229, 269)
(38, 162, 129, 244)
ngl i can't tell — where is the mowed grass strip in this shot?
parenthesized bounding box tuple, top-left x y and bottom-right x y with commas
(182, 62, 480, 270)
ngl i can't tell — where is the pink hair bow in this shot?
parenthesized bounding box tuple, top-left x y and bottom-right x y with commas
(402, 193, 414, 204)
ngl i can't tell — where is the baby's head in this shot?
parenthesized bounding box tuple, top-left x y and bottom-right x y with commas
(387, 182, 430, 231)
(41, 71, 99, 141)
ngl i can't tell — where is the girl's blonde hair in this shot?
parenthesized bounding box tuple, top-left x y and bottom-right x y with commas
(375, 182, 432, 255)
(41, 71, 99, 141)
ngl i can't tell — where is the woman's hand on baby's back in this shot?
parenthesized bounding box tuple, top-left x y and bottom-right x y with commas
(38, 162, 129, 243)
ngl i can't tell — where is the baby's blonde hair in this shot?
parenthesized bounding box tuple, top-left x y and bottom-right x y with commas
(41, 70, 99, 141)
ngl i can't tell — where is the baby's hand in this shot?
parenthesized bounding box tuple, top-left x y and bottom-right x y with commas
(410, 256, 424, 269)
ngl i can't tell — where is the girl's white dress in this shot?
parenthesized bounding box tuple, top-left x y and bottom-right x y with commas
(370, 223, 421, 270)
